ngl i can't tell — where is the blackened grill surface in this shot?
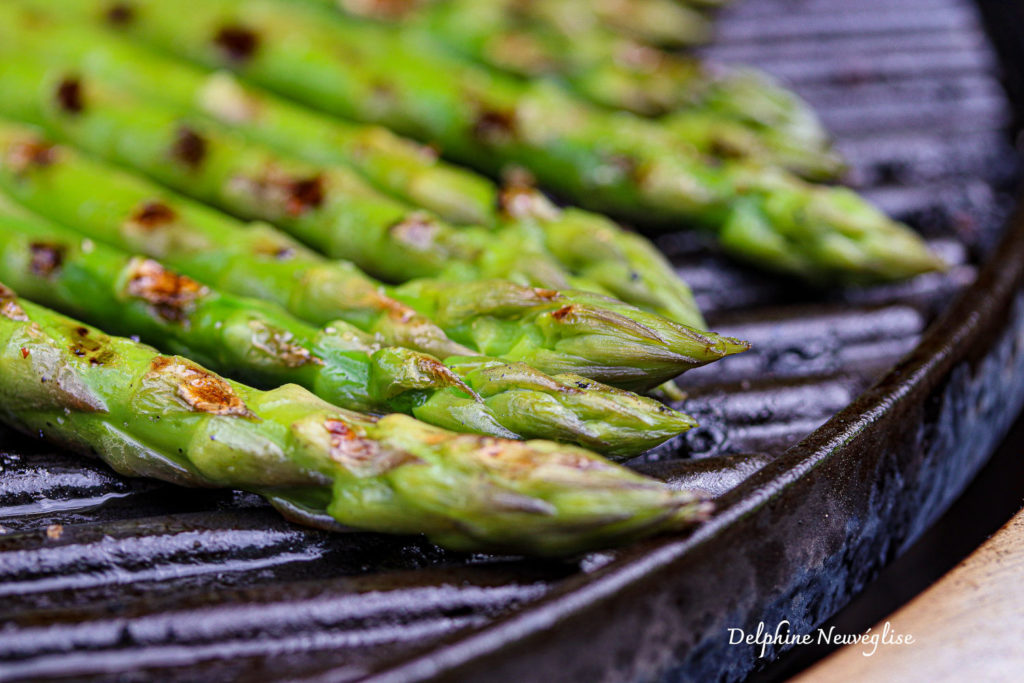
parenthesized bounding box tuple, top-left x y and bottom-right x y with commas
(0, 0, 1020, 681)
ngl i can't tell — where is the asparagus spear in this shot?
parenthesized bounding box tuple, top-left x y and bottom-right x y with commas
(0, 119, 746, 389)
(583, 0, 716, 48)
(329, 0, 715, 49)
(0, 68, 734, 390)
(5, 57, 588, 294)
(0, 283, 709, 554)
(0, 13, 705, 328)
(37, 0, 942, 283)
(313, 0, 839, 179)
(0, 207, 695, 456)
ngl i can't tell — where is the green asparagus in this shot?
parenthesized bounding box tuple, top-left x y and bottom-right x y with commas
(37, 0, 942, 283)
(4, 55, 588, 293)
(0, 207, 695, 456)
(0, 119, 747, 389)
(0, 283, 709, 554)
(330, 0, 715, 48)
(0, 12, 705, 328)
(582, 0, 717, 47)
(313, 0, 840, 179)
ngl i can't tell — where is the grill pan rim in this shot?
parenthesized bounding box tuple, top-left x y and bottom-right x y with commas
(342, 0, 1024, 671)
(354, 196, 1024, 683)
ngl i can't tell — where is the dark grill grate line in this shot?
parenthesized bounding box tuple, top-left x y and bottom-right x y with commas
(715, 4, 980, 42)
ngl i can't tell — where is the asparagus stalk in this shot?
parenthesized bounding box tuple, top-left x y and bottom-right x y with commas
(0, 283, 709, 554)
(0, 13, 705, 327)
(583, 0, 716, 48)
(0, 119, 746, 390)
(8, 57, 588, 294)
(0, 207, 695, 456)
(329, 0, 715, 49)
(36, 0, 942, 283)
(314, 0, 839, 179)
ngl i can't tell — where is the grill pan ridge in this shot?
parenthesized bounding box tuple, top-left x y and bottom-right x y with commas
(0, 0, 1022, 681)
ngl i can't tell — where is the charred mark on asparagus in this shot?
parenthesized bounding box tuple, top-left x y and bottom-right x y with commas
(551, 305, 575, 321)
(340, 0, 421, 20)
(285, 175, 324, 215)
(171, 126, 207, 169)
(29, 242, 65, 278)
(497, 184, 557, 221)
(147, 356, 254, 416)
(324, 418, 424, 477)
(247, 320, 323, 368)
(0, 284, 28, 321)
(472, 109, 517, 144)
(389, 213, 440, 249)
(125, 257, 208, 323)
(55, 77, 84, 114)
(68, 326, 117, 367)
(234, 170, 325, 216)
(534, 288, 559, 301)
(7, 139, 58, 173)
(131, 200, 177, 228)
(214, 25, 260, 63)
(105, 2, 135, 26)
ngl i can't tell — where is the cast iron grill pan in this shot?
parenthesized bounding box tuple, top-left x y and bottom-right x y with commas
(0, 0, 1021, 680)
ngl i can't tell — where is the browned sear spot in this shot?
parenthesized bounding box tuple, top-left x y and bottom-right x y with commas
(148, 356, 254, 417)
(131, 201, 177, 229)
(497, 183, 533, 218)
(235, 170, 325, 217)
(55, 77, 84, 114)
(126, 258, 208, 322)
(340, 0, 420, 20)
(249, 321, 322, 368)
(0, 284, 28, 322)
(29, 242, 65, 278)
(389, 213, 438, 249)
(214, 25, 260, 62)
(383, 299, 416, 323)
(472, 109, 517, 144)
(67, 325, 117, 367)
(105, 2, 135, 25)
(285, 176, 325, 216)
(325, 420, 376, 470)
(551, 305, 575, 321)
(6, 139, 57, 173)
(171, 126, 207, 169)
(534, 289, 559, 301)
(324, 419, 416, 475)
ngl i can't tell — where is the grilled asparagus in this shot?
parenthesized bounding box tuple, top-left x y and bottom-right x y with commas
(0, 283, 708, 554)
(323, 0, 839, 180)
(0, 14, 706, 327)
(30, 0, 941, 283)
(0, 119, 746, 390)
(0, 207, 695, 456)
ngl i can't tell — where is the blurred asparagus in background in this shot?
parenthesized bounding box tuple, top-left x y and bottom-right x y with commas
(0, 284, 710, 554)
(0, 11, 707, 328)
(0, 117, 747, 390)
(22, 0, 942, 284)
(315, 0, 841, 180)
(332, 0, 716, 48)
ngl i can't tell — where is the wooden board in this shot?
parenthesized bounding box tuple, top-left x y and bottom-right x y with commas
(794, 505, 1024, 681)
